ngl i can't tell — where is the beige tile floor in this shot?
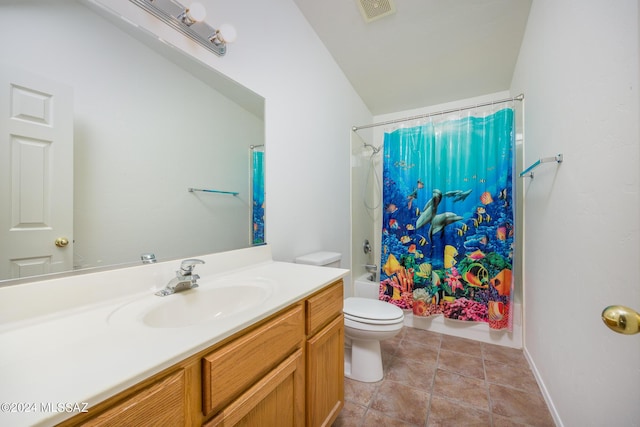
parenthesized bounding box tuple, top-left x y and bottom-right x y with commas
(333, 326, 555, 427)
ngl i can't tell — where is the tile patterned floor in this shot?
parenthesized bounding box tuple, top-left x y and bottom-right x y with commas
(333, 327, 555, 427)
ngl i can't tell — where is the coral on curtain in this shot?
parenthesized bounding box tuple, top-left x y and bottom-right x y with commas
(379, 107, 515, 330)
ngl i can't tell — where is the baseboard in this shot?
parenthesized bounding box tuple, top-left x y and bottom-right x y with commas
(523, 347, 563, 427)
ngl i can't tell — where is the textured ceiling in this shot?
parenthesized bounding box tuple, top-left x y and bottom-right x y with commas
(292, 0, 532, 115)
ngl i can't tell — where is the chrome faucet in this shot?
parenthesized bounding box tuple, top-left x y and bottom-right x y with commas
(155, 259, 205, 296)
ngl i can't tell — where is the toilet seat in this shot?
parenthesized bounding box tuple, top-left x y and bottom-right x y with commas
(343, 297, 404, 325)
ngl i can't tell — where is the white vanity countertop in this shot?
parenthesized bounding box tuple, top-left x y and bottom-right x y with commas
(0, 245, 348, 427)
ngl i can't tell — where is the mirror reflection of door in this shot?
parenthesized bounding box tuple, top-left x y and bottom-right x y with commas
(0, 65, 74, 279)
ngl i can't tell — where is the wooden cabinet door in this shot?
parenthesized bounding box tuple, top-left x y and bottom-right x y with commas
(204, 349, 305, 427)
(306, 315, 344, 427)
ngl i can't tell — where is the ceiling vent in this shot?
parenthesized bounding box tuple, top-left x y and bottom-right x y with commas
(356, 0, 396, 23)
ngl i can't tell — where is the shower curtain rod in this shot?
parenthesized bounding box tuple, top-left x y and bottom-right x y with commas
(352, 93, 524, 132)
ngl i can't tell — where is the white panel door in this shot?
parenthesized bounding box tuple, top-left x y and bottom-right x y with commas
(0, 65, 73, 280)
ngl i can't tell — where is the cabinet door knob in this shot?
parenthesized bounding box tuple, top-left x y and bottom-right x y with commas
(55, 237, 69, 248)
(601, 305, 640, 335)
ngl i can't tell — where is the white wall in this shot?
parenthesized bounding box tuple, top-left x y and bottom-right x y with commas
(99, 0, 372, 272)
(510, 1, 640, 425)
(0, 1, 263, 270)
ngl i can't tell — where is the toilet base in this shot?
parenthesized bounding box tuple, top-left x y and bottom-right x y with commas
(344, 338, 384, 383)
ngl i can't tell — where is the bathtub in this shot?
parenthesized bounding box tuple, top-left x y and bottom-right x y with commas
(353, 273, 378, 299)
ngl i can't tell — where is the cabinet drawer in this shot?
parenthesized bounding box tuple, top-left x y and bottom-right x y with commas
(202, 304, 304, 417)
(82, 370, 185, 427)
(306, 280, 343, 336)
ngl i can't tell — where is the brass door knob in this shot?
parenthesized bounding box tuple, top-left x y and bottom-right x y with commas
(601, 305, 640, 335)
(55, 237, 69, 248)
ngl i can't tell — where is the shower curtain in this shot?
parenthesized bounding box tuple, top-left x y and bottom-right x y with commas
(379, 107, 515, 330)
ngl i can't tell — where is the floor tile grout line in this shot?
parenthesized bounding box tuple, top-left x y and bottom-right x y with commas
(423, 336, 441, 427)
(481, 345, 496, 427)
(360, 368, 384, 426)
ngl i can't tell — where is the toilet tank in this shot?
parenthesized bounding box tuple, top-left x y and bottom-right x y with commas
(295, 251, 342, 268)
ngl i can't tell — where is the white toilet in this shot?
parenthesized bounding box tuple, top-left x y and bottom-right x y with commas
(295, 252, 405, 383)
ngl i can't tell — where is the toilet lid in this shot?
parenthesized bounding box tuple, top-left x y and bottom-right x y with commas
(343, 297, 404, 323)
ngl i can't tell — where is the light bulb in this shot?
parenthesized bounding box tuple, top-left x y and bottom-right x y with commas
(216, 23, 237, 43)
(187, 3, 206, 21)
(180, 2, 206, 25)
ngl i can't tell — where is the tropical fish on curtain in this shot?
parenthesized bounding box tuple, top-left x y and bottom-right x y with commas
(379, 108, 515, 330)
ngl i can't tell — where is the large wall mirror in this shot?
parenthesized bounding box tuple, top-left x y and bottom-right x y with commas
(0, 0, 265, 283)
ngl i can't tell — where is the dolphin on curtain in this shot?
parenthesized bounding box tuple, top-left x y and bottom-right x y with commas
(415, 189, 442, 230)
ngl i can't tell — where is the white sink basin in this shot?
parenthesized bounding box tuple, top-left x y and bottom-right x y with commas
(107, 278, 275, 328)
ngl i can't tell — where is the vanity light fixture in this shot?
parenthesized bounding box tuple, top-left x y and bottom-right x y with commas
(129, 0, 237, 56)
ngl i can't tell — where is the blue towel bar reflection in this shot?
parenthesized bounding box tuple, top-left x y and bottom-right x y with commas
(519, 154, 563, 178)
(188, 187, 239, 196)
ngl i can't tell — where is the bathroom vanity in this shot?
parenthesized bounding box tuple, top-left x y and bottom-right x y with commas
(0, 245, 347, 427)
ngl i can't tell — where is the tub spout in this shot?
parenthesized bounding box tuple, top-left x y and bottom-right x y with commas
(365, 264, 377, 273)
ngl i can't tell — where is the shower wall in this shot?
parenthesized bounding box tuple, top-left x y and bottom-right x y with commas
(350, 129, 378, 298)
(353, 90, 523, 348)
